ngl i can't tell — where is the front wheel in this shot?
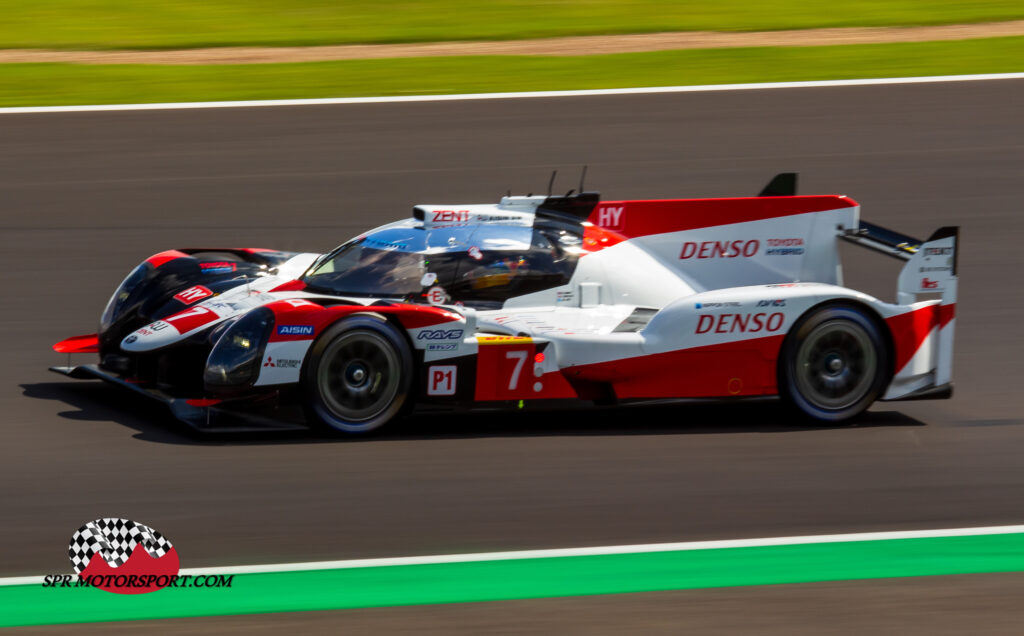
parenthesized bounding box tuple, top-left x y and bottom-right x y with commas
(778, 305, 890, 423)
(302, 314, 413, 434)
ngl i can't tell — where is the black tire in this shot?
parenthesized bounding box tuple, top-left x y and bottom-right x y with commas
(302, 314, 413, 434)
(778, 304, 890, 423)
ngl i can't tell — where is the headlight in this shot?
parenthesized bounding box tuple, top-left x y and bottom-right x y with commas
(204, 308, 275, 391)
(100, 264, 150, 332)
(206, 316, 239, 345)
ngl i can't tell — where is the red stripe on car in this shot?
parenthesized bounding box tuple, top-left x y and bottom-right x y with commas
(886, 304, 946, 374)
(162, 306, 219, 334)
(146, 250, 190, 268)
(588, 196, 857, 239)
(269, 280, 307, 292)
(939, 303, 956, 329)
(570, 334, 786, 399)
(52, 333, 99, 354)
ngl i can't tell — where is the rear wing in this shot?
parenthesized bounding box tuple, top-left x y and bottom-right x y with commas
(840, 222, 959, 302)
(839, 221, 924, 261)
(843, 221, 959, 390)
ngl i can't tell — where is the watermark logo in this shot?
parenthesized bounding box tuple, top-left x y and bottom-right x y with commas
(42, 518, 234, 594)
(66, 518, 179, 594)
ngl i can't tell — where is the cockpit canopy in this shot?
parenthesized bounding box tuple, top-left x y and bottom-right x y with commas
(302, 219, 585, 308)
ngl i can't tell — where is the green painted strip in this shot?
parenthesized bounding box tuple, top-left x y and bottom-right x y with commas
(4, 533, 1024, 627)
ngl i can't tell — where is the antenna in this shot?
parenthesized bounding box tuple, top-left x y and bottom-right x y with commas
(547, 170, 557, 196)
(579, 165, 588, 192)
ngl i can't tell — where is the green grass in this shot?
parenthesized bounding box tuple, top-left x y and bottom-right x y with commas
(2, 1, 1024, 50)
(0, 37, 1022, 107)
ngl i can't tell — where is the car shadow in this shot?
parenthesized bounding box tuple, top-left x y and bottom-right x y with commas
(21, 382, 206, 445)
(22, 381, 926, 446)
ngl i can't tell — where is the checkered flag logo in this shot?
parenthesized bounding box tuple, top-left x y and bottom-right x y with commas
(68, 518, 174, 574)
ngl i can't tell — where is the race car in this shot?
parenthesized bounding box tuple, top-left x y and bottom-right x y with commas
(52, 173, 958, 434)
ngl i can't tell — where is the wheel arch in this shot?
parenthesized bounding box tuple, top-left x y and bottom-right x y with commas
(299, 310, 416, 434)
(779, 297, 896, 391)
(312, 308, 420, 364)
(301, 309, 395, 375)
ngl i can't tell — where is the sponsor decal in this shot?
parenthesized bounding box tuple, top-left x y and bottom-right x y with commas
(427, 343, 459, 352)
(596, 206, 624, 231)
(476, 214, 521, 223)
(756, 299, 786, 307)
(149, 321, 170, 331)
(924, 247, 954, 256)
(695, 312, 785, 334)
(263, 356, 300, 368)
(921, 278, 940, 290)
(277, 325, 315, 336)
(765, 238, 805, 256)
(477, 335, 533, 344)
(556, 290, 574, 303)
(426, 286, 448, 305)
(680, 240, 759, 259)
(432, 210, 470, 223)
(137, 328, 153, 336)
(696, 301, 741, 309)
(468, 246, 483, 261)
(199, 261, 237, 274)
(427, 365, 457, 395)
(364, 237, 408, 250)
(417, 328, 464, 341)
(124, 335, 138, 344)
(42, 518, 232, 595)
(421, 272, 438, 286)
(920, 266, 951, 273)
(173, 285, 214, 305)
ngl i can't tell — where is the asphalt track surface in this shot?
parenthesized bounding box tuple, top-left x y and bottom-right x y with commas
(2, 78, 1024, 630)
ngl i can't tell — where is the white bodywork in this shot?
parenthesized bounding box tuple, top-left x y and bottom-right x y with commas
(118, 192, 957, 402)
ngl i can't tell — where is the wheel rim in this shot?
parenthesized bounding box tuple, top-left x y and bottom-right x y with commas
(317, 330, 401, 423)
(794, 319, 877, 411)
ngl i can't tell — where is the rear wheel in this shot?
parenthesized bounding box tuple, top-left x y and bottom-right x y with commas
(302, 314, 413, 434)
(779, 305, 889, 423)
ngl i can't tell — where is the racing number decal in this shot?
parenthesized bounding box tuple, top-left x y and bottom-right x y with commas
(474, 341, 577, 401)
(505, 350, 527, 391)
(427, 365, 457, 396)
(162, 306, 218, 334)
(474, 341, 534, 400)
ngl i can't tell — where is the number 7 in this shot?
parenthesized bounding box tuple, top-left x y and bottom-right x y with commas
(505, 350, 527, 391)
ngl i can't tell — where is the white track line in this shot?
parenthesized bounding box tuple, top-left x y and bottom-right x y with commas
(3, 524, 1023, 586)
(1, 73, 1023, 115)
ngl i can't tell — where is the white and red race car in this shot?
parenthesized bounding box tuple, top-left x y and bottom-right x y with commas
(53, 174, 958, 433)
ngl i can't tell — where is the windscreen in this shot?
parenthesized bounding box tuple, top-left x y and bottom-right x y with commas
(302, 221, 583, 308)
(303, 231, 428, 297)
